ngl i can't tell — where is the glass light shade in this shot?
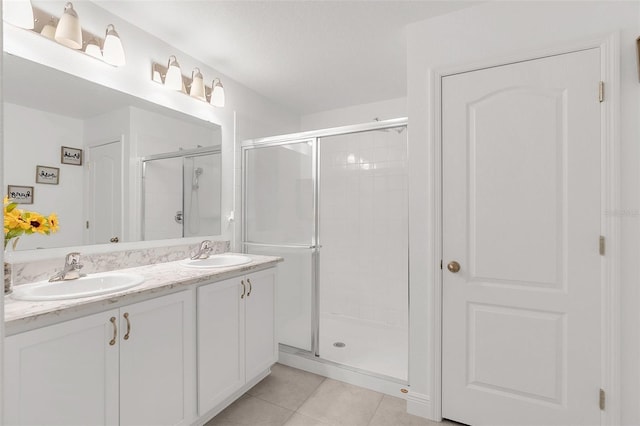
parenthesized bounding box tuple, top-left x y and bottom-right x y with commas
(210, 79, 225, 107)
(164, 55, 183, 91)
(3, 0, 34, 29)
(54, 2, 82, 50)
(40, 18, 57, 39)
(103, 24, 126, 66)
(189, 68, 206, 101)
(85, 38, 102, 59)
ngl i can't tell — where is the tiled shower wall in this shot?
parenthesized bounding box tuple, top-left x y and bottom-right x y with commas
(319, 128, 408, 328)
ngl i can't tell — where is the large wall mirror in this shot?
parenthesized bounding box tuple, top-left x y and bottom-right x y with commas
(3, 53, 223, 251)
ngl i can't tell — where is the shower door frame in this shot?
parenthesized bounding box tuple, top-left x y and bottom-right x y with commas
(140, 145, 222, 241)
(241, 117, 409, 372)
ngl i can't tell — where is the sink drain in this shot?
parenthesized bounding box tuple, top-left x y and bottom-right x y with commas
(333, 342, 346, 348)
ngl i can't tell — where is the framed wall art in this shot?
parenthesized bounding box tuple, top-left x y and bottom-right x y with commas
(61, 146, 83, 165)
(7, 185, 34, 204)
(36, 165, 60, 185)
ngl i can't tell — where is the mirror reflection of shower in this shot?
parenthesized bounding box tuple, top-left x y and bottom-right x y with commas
(142, 146, 222, 241)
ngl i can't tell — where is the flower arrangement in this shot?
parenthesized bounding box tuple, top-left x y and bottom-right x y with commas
(3, 197, 59, 250)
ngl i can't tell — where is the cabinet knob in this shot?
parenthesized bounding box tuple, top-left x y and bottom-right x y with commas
(110, 237, 119, 243)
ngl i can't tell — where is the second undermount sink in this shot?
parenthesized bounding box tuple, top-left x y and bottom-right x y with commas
(11, 272, 146, 301)
(180, 254, 253, 269)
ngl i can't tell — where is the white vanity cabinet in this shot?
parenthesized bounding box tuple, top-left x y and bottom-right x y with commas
(197, 268, 277, 415)
(4, 290, 195, 426)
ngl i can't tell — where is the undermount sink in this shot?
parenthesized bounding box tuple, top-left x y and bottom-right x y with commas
(180, 254, 253, 269)
(12, 272, 145, 301)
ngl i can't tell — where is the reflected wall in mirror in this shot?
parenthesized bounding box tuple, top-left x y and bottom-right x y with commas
(3, 53, 223, 251)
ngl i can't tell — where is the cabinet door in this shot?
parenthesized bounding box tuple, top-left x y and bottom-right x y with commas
(197, 278, 245, 415)
(119, 291, 196, 426)
(245, 269, 277, 380)
(4, 310, 119, 426)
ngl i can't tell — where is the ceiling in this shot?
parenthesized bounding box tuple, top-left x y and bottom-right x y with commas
(93, 0, 478, 115)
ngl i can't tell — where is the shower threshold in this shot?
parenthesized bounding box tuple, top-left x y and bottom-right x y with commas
(278, 343, 409, 399)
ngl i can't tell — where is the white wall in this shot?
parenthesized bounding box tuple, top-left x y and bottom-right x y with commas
(406, 1, 640, 423)
(4, 103, 84, 250)
(4, 0, 300, 252)
(300, 97, 406, 131)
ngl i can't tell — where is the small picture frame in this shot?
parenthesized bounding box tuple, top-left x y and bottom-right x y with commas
(35, 165, 60, 185)
(61, 146, 83, 166)
(7, 185, 34, 204)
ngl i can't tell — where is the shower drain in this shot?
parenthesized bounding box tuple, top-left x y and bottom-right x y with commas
(333, 342, 346, 348)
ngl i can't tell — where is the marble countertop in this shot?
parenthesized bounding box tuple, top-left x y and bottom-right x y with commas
(4, 253, 282, 335)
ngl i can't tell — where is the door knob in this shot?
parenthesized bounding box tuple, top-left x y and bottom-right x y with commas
(110, 237, 119, 243)
(447, 261, 461, 273)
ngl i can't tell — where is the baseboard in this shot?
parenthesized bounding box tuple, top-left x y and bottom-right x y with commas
(278, 348, 409, 399)
(406, 391, 435, 420)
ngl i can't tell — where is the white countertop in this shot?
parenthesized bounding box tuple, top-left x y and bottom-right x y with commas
(4, 253, 282, 335)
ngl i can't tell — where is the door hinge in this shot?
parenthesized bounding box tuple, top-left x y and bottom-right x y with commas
(86, 221, 90, 229)
(599, 81, 605, 102)
(599, 236, 605, 256)
(599, 388, 606, 410)
(440, 259, 443, 270)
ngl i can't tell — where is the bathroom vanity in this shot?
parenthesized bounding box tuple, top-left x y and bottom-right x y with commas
(3, 253, 281, 426)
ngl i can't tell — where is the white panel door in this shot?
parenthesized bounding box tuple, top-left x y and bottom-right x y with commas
(442, 49, 602, 425)
(4, 310, 119, 426)
(197, 278, 245, 415)
(245, 269, 277, 380)
(119, 291, 195, 426)
(87, 141, 122, 244)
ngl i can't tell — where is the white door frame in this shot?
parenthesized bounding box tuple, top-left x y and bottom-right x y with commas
(428, 33, 621, 425)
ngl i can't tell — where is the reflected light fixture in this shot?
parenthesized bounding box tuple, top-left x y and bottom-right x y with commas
(189, 68, 206, 101)
(102, 24, 126, 66)
(40, 17, 57, 39)
(3, 0, 34, 29)
(164, 55, 184, 91)
(210, 78, 225, 107)
(54, 2, 82, 49)
(84, 38, 102, 59)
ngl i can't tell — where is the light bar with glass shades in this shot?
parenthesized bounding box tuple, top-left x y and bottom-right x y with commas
(2, 1, 126, 67)
(152, 56, 226, 108)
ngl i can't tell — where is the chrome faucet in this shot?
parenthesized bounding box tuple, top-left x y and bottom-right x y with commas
(191, 240, 213, 260)
(49, 252, 84, 282)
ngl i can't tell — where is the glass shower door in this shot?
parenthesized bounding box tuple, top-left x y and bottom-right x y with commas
(242, 139, 316, 352)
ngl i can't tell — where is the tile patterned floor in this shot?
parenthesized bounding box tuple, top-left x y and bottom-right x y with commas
(205, 363, 454, 426)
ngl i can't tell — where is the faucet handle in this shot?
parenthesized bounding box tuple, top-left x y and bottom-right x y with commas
(65, 252, 81, 265)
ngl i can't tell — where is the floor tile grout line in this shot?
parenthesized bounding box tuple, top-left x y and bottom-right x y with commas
(293, 376, 328, 415)
(365, 393, 386, 426)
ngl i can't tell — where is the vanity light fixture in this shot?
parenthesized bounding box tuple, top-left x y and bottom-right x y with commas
(165, 55, 184, 91)
(102, 24, 126, 66)
(210, 78, 225, 107)
(54, 2, 82, 50)
(40, 17, 57, 39)
(84, 38, 102, 60)
(189, 68, 206, 101)
(151, 59, 225, 107)
(3, 0, 34, 29)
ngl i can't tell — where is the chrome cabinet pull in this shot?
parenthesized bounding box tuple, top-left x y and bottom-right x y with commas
(241, 280, 246, 299)
(247, 278, 252, 297)
(123, 313, 131, 340)
(109, 317, 117, 346)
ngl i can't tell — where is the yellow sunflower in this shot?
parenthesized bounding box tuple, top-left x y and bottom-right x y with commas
(47, 213, 59, 233)
(26, 212, 48, 234)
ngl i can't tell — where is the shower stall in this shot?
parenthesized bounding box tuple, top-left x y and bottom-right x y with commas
(241, 118, 408, 390)
(142, 146, 221, 241)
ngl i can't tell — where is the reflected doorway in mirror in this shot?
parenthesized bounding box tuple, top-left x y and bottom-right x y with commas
(61, 146, 83, 165)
